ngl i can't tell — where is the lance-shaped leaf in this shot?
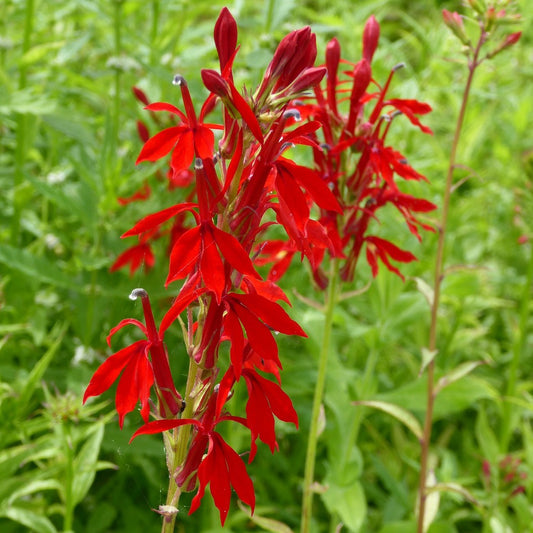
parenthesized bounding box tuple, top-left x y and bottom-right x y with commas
(353, 400, 423, 441)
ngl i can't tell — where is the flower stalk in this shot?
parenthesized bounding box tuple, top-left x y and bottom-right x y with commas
(416, 6, 521, 530)
(301, 259, 339, 533)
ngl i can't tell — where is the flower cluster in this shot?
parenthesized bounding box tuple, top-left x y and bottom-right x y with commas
(85, 8, 435, 526)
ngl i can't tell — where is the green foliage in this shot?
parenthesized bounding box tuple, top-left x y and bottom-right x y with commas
(1, 0, 532, 531)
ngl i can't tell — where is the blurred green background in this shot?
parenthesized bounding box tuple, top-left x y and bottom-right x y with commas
(1, 0, 532, 531)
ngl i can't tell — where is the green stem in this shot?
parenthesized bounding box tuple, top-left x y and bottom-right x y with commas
(63, 422, 75, 532)
(501, 240, 533, 449)
(113, 0, 122, 140)
(301, 259, 340, 533)
(416, 34, 484, 533)
(161, 358, 201, 533)
(151, 0, 160, 64)
(11, 0, 34, 245)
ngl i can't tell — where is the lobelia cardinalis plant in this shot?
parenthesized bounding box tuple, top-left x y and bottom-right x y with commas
(85, 7, 437, 532)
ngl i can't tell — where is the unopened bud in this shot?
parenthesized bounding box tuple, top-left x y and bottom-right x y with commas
(442, 10, 470, 46)
(487, 31, 522, 59)
(466, 0, 486, 15)
(362, 15, 380, 63)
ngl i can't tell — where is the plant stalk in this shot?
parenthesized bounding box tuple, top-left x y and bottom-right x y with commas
(501, 238, 533, 450)
(11, 0, 35, 245)
(301, 259, 340, 533)
(416, 34, 484, 533)
(161, 355, 201, 533)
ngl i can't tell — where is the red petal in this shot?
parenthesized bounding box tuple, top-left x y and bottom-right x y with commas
(229, 299, 280, 366)
(193, 126, 215, 159)
(218, 433, 255, 511)
(83, 340, 149, 402)
(121, 202, 197, 238)
(167, 226, 201, 284)
(229, 82, 264, 143)
(223, 312, 245, 379)
(254, 372, 298, 426)
(136, 126, 187, 164)
(212, 226, 260, 278)
(106, 318, 147, 347)
(208, 436, 232, 525)
(170, 129, 195, 173)
(274, 168, 309, 232)
(201, 228, 226, 301)
(159, 285, 207, 338)
(116, 346, 153, 428)
(232, 293, 306, 336)
(144, 102, 187, 121)
(277, 159, 342, 213)
(130, 418, 200, 442)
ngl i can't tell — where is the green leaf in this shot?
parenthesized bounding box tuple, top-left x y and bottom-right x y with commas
(17, 323, 67, 417)
(321, 481, 367, 532)
(435, 361, 485, 394)
(353, 400, 423, 441)
(427, 482, 480, 505)
(413, 276, 434, 307)
(0, 89, 56, 115)
(419, 348, 438, 376)
(42, 113, 95, 148)
(237, 501, 293, 533)
(19, 41, 65, 66)
(7, 479, 61, 504)
(71, 422, 106, 505)
(27, 175, 98, 230)
(423, 470, 439, 533)
(378, 522, 417, 533)
(475, 408, 500, 462)
(376, 375, 498, 420)
(0, 244, 75, 289)
(0, 505, 58, 533)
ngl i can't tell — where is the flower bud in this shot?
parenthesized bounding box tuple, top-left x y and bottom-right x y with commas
(201, 68, 230, 98)
(442, 10, 470, 46)
(487, 31, 521, 58)
(362, 15, 380, 63)
(214, 7, 238, 70)
(466, 0, 486, 15)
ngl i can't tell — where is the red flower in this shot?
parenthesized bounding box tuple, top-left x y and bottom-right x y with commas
(83, 290, 184, 426)
(130, 393, 255, 525)
(83, 335, 153, 428)
(136, 77, 222, 177)
(219, 361, 298, 461)
(110, 241, 155, 276)
(365, 235, 416, 280)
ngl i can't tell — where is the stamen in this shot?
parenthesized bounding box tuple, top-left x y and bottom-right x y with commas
(172, 74, 187, 87)
(283, 109, 301, 122)
(129, 288, 148, 300)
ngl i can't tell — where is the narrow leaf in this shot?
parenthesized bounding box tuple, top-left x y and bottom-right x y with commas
(353, 400, 423, 441)
(435, 361, 485, 395)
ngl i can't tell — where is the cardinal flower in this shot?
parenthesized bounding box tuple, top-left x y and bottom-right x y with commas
(83, 289, 183, 427)
(135, 76, 222, 178)
(130, 392, 255, 525)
